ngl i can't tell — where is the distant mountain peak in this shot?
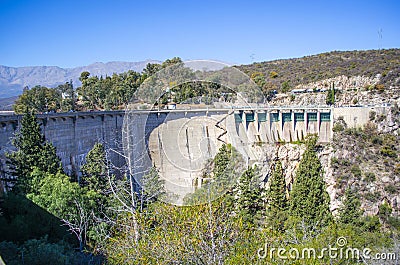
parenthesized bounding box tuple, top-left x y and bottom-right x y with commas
(0, 59, 161, 98)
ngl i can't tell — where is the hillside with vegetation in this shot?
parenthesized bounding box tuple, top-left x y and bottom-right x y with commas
(237, 49, 400, 94)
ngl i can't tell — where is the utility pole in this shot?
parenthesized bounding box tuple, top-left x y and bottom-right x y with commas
(378, 28, 383, 50)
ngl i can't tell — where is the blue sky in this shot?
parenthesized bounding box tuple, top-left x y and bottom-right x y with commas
(0, 0, 399, 68)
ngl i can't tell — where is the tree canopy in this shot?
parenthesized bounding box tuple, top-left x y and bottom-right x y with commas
(6, 112, 62, 193)
(289, 135, 332, 226)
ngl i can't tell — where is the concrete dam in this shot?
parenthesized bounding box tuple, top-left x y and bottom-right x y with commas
(0, 106, 383, 203)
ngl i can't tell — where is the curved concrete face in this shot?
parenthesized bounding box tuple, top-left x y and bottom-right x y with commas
(149, 114, 227, 205)
(124, 110, 249, 206)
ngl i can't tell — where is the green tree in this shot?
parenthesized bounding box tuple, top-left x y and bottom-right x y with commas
(80, 143, 108, 192)
(326, 83, 335, 105)
(27, 168, 99, 251)
(77, 70, 143, 110)
(13, 86, 61, 114)
(27, 169, 88, 220)
(235, 166, 263, 223)
(79, 71, 90, 83)
(143, 63, 162, 78)
(140, 167, 165, 209)
(6, 112, 62, 193)
(338, 188, 363, 225)
(161, 57, 182, 68)
(281, 81, 291, 93)
(211, 143, 242, 199)
(266, 160, 288, 230)
(213, 144, 234, 187)
(289, 135, 332, 226)
(378, 201, 392, 225)
(183, 144, 242, 205)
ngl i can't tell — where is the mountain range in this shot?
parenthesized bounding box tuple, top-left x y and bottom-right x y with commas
(0, 60, 160, 99)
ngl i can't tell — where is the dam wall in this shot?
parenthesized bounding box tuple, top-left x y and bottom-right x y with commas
(0, 106, 383, 198)
(0, 111, 125, 176)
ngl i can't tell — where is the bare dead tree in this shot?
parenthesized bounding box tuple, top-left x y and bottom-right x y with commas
(62, 199, 92, 252)
(102, 126, 155, 245)
(284, 219, 322, 245)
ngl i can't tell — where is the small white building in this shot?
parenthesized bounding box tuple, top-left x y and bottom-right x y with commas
(291, 88, 306, 94)
(167, 102, 177, 110)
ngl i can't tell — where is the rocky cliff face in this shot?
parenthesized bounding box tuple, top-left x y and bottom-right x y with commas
(296, 75, 381, 90)
(259, 102, 400, 217)
(269, 74, 400, 107)
(260, 143, 338, 213)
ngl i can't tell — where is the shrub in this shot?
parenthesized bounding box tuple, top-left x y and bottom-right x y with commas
(388, 216, 400, 231)
(384, 184, 397, 194)
(375, 84, 385, 91)
(350, 165, 362, 178)
(363, 172, 376, 182)
(360, 216, 381, 232)
(380, 146, 397, 158)
(331, 157, 339, 167)
(369, 111, 376, 121)
(378, 202, 392, 222)
(364, 192, 381, 202)
(372, 136, 383, 145)
(0, 241, 19, 265)
(395, 164, 400, 175)
(341, 159, 351, 166)
(364, 122, 377, 137)
(20, 237, 71, 265)
(282, 81, 291, 92)
(377, 114, 386, 122)
(269, 71, 278, 79)
(333, 123, 344, 132)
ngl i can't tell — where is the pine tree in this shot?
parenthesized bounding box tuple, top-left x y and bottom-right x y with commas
(289, 135, 332, 226)
(235, 166, 263, 223)
(326, 84, 335, 105)
(140, 166, 165, 209)
(378, 201, 392, 225)
(38, 143, 64, 175)
(213, 144, 231, 180)
(183, 144, 241, 205)
(266, 160, 288, 230)
(6, 112, 62, 193)
(338, 188, 363, 225)
(81, 143, 108, 192)
(213, 144, 237, 189)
